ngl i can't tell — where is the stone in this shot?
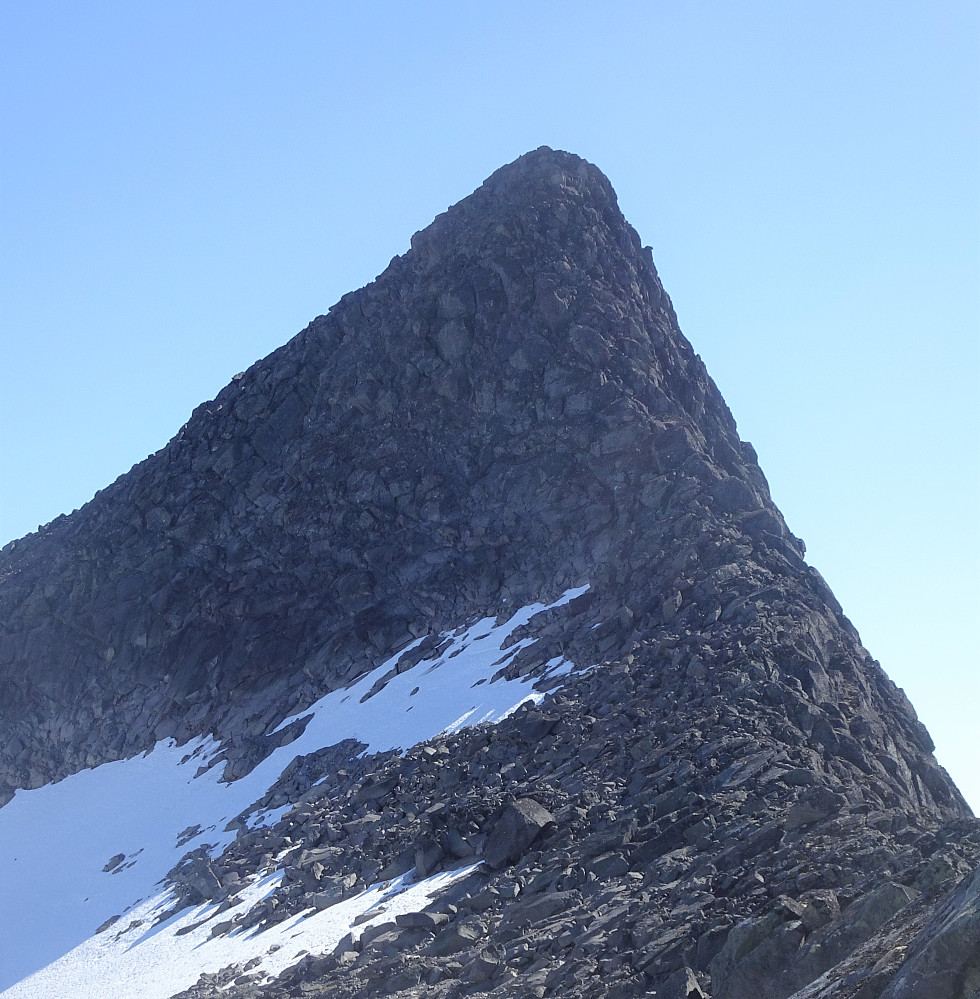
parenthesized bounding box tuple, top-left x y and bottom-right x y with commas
(502, 891, 578, 928)
(800, 889, 841, 931)
(428, 918, 485, 956)
(353, 774, 399, 804)
(462, 951, 500, 984)
(879, 866, 980, 999)
(710, 913, 806, 999)
(395, 910, 449, 930)
(784, 787, 846, 830)
(658, 966, 709, 999)
(483, 798, 555, 869)
(415, 836, 445, 877)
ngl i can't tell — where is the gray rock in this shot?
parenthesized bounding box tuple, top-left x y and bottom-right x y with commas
(395, 910, 449, 930)
(501, 890, 578, 928)
(428, 918, 485, 956)
(461, 951, 499, 984)
(800, 890, 841, 932)
(880, 865, 980, 999)
(784, 787, 846, 830)
(711, 912, 806, 999)
(658, 966, 710, 999)
(483, 798, 555, 869)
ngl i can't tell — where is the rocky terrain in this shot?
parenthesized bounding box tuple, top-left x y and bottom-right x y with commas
(1, 148, 977, 998)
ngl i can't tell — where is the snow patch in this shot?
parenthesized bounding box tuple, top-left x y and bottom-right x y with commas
(4, 864, 479, 999)
(0, 585, 589, 995)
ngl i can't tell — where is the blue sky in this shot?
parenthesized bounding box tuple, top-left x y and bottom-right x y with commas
(2, 2, 977, 807)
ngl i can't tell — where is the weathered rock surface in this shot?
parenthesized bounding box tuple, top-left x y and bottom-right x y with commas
(483, 798, 555, 869)
(879, 864, 980, 999)
(1, 147, 977, 998)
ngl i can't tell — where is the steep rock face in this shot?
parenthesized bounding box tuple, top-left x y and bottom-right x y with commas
(0, 149, 960, 817)
(3, 148, 741, 783)
(0, 148, 977, 999)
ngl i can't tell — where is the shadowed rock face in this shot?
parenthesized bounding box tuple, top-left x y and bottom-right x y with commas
(1, 148, 977, 998)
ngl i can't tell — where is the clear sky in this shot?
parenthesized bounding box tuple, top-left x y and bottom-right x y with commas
(2, 2, 977, 808)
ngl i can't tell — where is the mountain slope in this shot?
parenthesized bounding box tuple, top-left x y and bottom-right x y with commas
(1, 148, 977, 998)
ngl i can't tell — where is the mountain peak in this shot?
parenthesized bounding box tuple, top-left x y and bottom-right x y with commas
(478, 145, 618, 207)
(405, 146, 627, 268)
(1, 152, 977, 999)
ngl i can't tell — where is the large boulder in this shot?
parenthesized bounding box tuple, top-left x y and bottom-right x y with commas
(482, 797, 554, 869)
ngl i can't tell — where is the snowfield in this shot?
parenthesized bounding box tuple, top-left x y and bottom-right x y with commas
(0, 586, 589, 997)
(4, 864, 481, 999)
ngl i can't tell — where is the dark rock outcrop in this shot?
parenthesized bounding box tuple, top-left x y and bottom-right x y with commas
(1, 147, 976, 998)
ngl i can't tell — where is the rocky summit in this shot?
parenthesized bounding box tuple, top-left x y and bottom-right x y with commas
(0, 148, 977, 999)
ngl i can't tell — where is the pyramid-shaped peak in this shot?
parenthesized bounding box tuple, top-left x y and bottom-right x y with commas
(1, 149, 977, 999)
